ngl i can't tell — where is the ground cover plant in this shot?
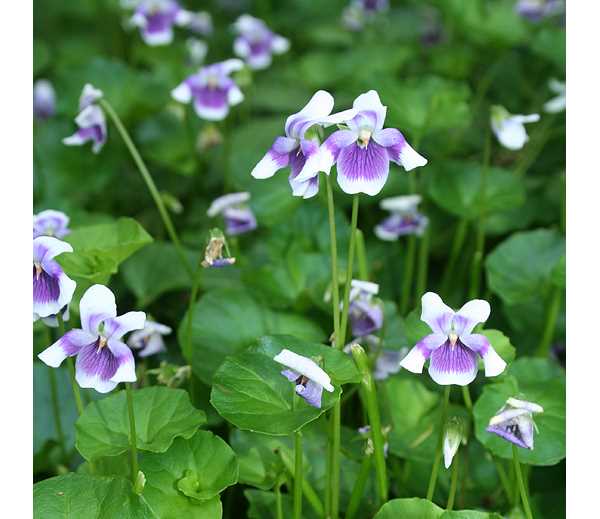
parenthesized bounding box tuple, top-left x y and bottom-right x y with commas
(33, 1, 566, 517)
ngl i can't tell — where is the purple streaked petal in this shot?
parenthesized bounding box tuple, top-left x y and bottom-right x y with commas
(79, 284, 117, 336)
(454, 299, 490, 336)
(374, 213, 428, 240)
(486, 420, 533, 449)
(296, 380, 324, 408)
(461, 333, 506, 377)
(349, 300, 383, 337)
(33, 267, 60, 305)
(284, 90, 335, 139)
(290, 175, 319, 199)
(107, 339, 137, 384)
(33, 210, 70, 239)
(420, 292, 454, 335)
(103, 311, 146, 341)
(428, 340, 478, 386)
(336, 141, 390, 196)
(193, 86, 229, 121)
(373, 127, 404, 148)
(75, 341, 120, 393)
(223, 207, 257, 235)
(38, 329, 96, 367)
(251, 137, 296, 179)
(400, 333, 446, 373)
(351, 90, 387, 130)
(33, 263, 76, 319)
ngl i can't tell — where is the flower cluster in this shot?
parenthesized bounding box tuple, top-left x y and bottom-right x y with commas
(233, 15, 289, 70)
(63, 84, 107, 154)
(375, 195, 428, 241)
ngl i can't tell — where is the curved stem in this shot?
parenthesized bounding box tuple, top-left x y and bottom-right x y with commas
(535, 285, 561, 357)
(446, 453, 459, 511)
(426, 386, 451, 501)
(125, 383, 139, 484)
(512, 444, 534, 519)
(99, 99, 193, 278)
(345, 455, 372, 519)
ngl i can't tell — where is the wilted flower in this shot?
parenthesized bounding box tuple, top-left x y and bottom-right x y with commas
(251, 90, 354, 199)
(544, 79, 566, 114)
(515, 0, 564, 22)
(129, 0, 191, 46)
(171, 59, 244, 121)
(348, 280, 384, 338)
(443, 417, 467, 468)
(207, 192, 257, 236)
(186, 38, 208, 67)
(63, 84, 107, 154)
(33, 79, 56, 120)
(33, 210, 70, 239)
(400, 292, 506, 386)
(274, 349, 334, 409)
(148, 361, 191, 387)
(201, 229, 236, 268)
(375, 195, 428, 240)
(308, 90, 427, 196)
(491, 105, 540, 151)
(487, 397, 544, 449)
(33, 237, 76, 321)
(128, 320, 172, 357)
(38, 284, 145, 393)
(233, 14, 289, 70)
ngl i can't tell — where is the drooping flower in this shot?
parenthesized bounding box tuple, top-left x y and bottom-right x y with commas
(201, 229, 236, 268)
(63, 84, 107, 154)
(400, 292, 506, 386)
(374, 195, 428, 241)
(129, 0, 191, 46)
(233, 14, 289, 70)
(33, 237, 76, 320)
(171, 59, 244, 121)
(207, 192, 257, 236)
(544, 78, 566, 114)
(128, 320, 172, 357)
(274, 349, 334, 409)
(490, 105, 540, 151)
(305, 90, 427, 196)
(33, 79, 56, 120)
(348, 280, 384, 338)
(486, 397, 544, 449)
(38, 284, 145, 393)
(33, 210, 70, 239)
(443, 417, 467, 468)
(515, 0, 564, 22)
(251, 90, 354, 199)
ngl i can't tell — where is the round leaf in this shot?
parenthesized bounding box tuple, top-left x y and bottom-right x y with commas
(374, 498, 443, 519)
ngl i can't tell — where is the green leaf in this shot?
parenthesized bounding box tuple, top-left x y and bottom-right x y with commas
(76, 387, 206, 461)
(531, 28, 566, 71)
(485, 229, 565, 305)
(210, 335, 359, 435)
(34, 473, 158, 518)
(373, 498, 443, 519)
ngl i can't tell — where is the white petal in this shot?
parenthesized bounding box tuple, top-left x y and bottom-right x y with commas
(506, 398, 544, 414)
(228, 85, 244, 106)
(399, 142, 428, 171)
(76, 371, 118, 394)
(273, 349, 334, 392)
(171, 82, 192, 104)
(80, 284, 117, 335)
(455, 299, 490, 336)
(104, 311, 146, 341)
(142, 28, 174, 46)
(481, 346, 507, 377)
(271, 35, 290, 54)
(352, 90, 387, 130)
(108, 340, 137, 383)
(421, 292, 454, 335)
(220, 58, 245, 75)
(285, 90, 335, 134)
(399, 346, 427, 373)
(207, 192, 250, 217)
(233, 37, 250, 59)
(33, 236, 73, 263)
(380, 195, 421, 213)
(544, 95, 566, 114)
(512, 113, 540, 124)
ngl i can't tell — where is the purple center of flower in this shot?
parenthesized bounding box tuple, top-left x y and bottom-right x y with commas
(77, 338, 119, 381)
(430, 339, 478, 375)
(33, 265, 60, 303)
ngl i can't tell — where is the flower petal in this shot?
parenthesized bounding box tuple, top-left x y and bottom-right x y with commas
(104, 311, 146, 341)
(454, 299, 490, 336)
(251, 137, 296, 179)
(296, 379, 324, 408)
(80, 284, 117, 336)
(33, 236, 73, 264)
(379, 194, 422, 213)
(193, 86, 230, 121)
(311, 130, 358, 180)
(351, 90, 387, 130)
(171, 82, 192, 103)
(273, 349, 334, 392)
(38, 329, 96, 367)
(336, 141, 390, 196)
(284, 90, 335, 137)
(107, 339, 137, 384)
(227, 85, 244, 106)
(75, 342, 120, 393)
(420, 292, 454, 335)
(461, 333, 506, 377)
(428, 341, 478, 386)
(400, 333, 446, 373)
(139, 335, 167, 357)
(207, 192, 251, 217)
(377, 129, 428, 171)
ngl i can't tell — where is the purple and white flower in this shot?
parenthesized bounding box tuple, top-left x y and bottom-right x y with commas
(128, 320, 171, 357)
(33, 79, 56, 120)
(171, 59, 244, 121)
(274, 349, 334, 409)
(375, 195, 428, 241)
(251, 90, 354, 199)
(63, 84, 107, 154)
(400, 292, 507, 386)
(129, 0, 191, 46)
(233, 15, 289, 70)
(348, 280, 384, 338)
(207, 192, 257, 236)
(544, 79, 566, 114)
(491, 105, 540, 151)
(486, 397, 544, 449)
(515, 0, 564, 22)
(33, 237, 76, 320)
(374, 347, 408, 381)
(38, 284, 145, 393)
(342, 0, 389, 31)
(302, 90, 427, 196)
(33, 210, 70, 239)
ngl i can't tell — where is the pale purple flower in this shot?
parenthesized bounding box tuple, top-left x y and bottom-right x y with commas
(348, 280, 383, 338)
(207, 192, 257, 236)
(128, 320, 171, 357)
(486, 397, 544, 449)
(359, 0, 389, 12)
(274, 349, 334, 409)
(374, 348, 408, 381)
(515, 0, 564, 21)
(300, 90, 427, 196)
(544, 79, 565, 114)
(375, 195, 428, 241)
(129, 0, 191, 46)
(233, 15, 289, 70)
(35, 305, 70, 328)
(63, 84, 107, 154)
(33, 79, 56, 120)
(33, 210, 70, 239)
(400, 292, 506, 386)
(38, 284, 145, 393)
(171, 59, 244, 121)
(491, 105, 540, 151)
(251, 90, 354, 199)
(33, 237, 76, 321)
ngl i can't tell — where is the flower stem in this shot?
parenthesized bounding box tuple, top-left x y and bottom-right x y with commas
(426, 385, 451, 501)
(350, 344, 388, 504)
(415, 227, 430, 299)
(57, 314, 85, 416)
(48, 366, 67, 461)
(275, 479, 284, 519)
(355, 228, 368, 280)
(400, 236, 417, 314)
(125, 382, 139, 485)
(512, 444, 534, 519)
(461, 385, 473, 412)
(493, 456, 514, 505)
(535, 285, 561, 358)
(345, 455, 372, 519)
(99, 99, 193, 279)
(339, 195, 360, 345)
(446, 453, 459, 510)
(186, 267, 201, 358)
(440, 218, 469, 295)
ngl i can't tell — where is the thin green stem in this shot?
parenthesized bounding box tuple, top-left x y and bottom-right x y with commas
(440, 218, 469, 294)
(48, 367, 67, 461)
(186, 268, 201, 358)
(355, 229, 368, 280)
(493, 456, 514, 505)
(426, 386, 451, 501)
(535, 285, 561, 357)
(415, 227, 430, 299)
(512, 444, 534, 519)
(125, 383, 139, 485)
(57, 314, 85, 416)
(339, 195, 360, 346)
(279, 447, 324, 517)
(400, 236, 417, 314)
(275, 479, 284, 519)
(461, 385, 473, 412)
(345, 455, 372, 519)
(293, 432, 303, 519)
(99, 99, 193, 278)
(325, 175, 341, 347)
(446, 453, 459, 511)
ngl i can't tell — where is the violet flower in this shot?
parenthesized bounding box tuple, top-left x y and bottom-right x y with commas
(251, 90, 354, 199)
(486, 397, 544, 449)
(33, 79, 56, 120)
(33, 210, 70, 239)
(491, 105, 540, 151)
(298, 90, 427, 196)
(129, 0, 191, 46)
(33, 237, 76, 321)
(38, 284, 145, 393)
(233, 14, 289, 70)
(544, 79, 566, 114)
(63, 84, 107, 154)
(348, 280, 384, 338)
(207, 192, 257, 236)
(374, 348, 407, 381)
(375, 195, 428, 241)
(274, 349, 334, 409)
(515, 0, 564, 22)
(128, 320, 171, 357)
(400, 292, 506, 386)
(171, 59, 244, 121)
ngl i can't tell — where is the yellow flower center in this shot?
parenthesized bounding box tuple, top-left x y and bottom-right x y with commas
(358, 128, 372, 148)
(34, 262, 43, 279)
